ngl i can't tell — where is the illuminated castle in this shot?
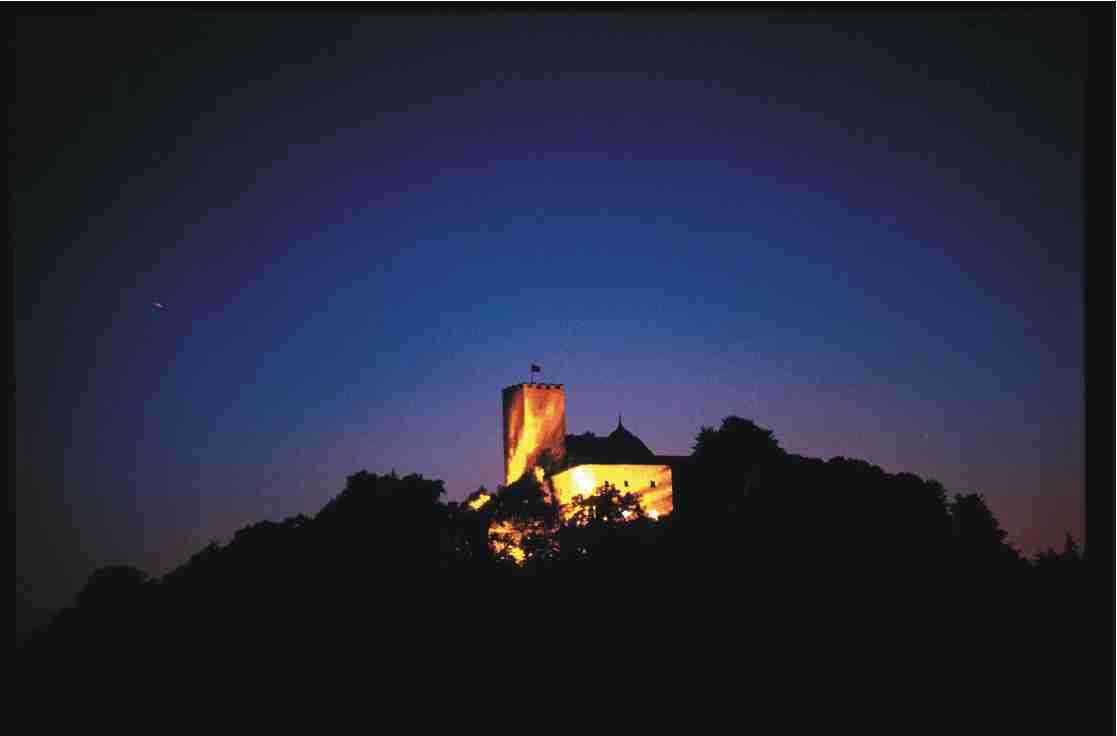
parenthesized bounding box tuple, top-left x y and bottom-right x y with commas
(502, 383, 676, 520)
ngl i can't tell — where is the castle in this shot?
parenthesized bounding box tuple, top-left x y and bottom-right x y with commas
(501, 382, 679, 520)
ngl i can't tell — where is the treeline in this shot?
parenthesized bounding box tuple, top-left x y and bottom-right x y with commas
(18, 417, 1086, 672)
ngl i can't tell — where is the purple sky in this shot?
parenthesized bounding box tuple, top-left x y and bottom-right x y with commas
(14, 11, 1086, 638)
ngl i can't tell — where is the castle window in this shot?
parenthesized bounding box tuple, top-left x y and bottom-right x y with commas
(650, 480, 656, 488)
(624, 480, 629, 487)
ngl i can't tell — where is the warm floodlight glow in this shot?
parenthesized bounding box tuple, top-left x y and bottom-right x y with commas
(467, 492, 492, 511)
(493, 383, 674, 563)
(488, 520, 526, 563)
(572, 466, 596, 495)
(551, 464, 674, 522)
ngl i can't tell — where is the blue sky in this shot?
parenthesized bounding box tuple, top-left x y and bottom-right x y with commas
(14, 11, 1086, 635)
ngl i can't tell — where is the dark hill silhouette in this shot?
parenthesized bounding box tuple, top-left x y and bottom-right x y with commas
(16, 416, 1089, 683)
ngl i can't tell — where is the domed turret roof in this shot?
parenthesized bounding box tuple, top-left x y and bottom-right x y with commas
(565, 416, 656, 465)
(606, 415, 655, 460)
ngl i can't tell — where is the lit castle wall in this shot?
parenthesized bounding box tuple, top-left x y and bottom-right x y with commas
(502, 383, 566, 486)
(550, 463, 673, 520)
(501, 382, 674, 520)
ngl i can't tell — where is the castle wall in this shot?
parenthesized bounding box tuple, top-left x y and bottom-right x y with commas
(550, 463, 673, 520)
(502, 383, 566, 486)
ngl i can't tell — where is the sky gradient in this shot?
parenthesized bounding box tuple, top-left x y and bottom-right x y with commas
(14, 10, 1087, 638)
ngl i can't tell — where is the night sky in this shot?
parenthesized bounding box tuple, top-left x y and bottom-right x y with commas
(14, 10, 1087, 637)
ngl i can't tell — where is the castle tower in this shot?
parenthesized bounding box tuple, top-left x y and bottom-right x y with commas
(502, 383, 566, 485)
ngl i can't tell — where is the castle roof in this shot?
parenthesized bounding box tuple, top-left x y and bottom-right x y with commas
(565, 416, 656, 466)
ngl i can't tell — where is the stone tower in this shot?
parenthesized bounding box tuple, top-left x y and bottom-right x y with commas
(502, 383, 566, 485)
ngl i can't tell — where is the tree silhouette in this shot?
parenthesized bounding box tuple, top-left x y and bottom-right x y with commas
(689, 416, 784, 523)
(18, 411, 1083, 674)
(486, 473, 559, 567)
(949, 492, 1024, 582)
(553, 481, 657, 580)
(563, 481, 645, 527)
(1033, 531, 1083, 569)
(75, 565, 150, 609)
(448, 485, 495, 565)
